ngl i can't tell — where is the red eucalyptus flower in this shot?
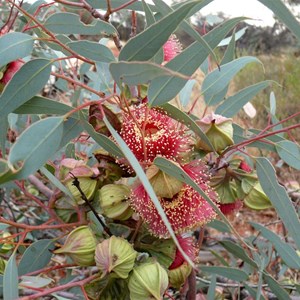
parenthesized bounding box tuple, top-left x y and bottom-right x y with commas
(163, 34, 182, 62)
(119, 104, 191, 164)
(239, 161, 252, 173)
(169, 235, 197, 270)
(219, 200, 243, 215)
(130, 161, 218, 238)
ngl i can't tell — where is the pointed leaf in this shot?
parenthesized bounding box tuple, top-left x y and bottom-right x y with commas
(3, 253, 18, 300)
(216, 81, 272, 117)
(67, 41, 115, 63)
(44, 12, 117, 36)
(0, 32, 33, 68)
(7, 117, 64, 181)
(13, 96, 74, 116)
(200, 266, 248, 282)
(103, 116, 195, 268)
(0, 59, 52, 116)
(220, 240, 257, 268)
(148, 17, 245, 106)
(110, 61, 188, 87)
(119, 0, 201, 61)
(202, 56, 262, 106)
(264, 274, 290, 300)
(159, 103, 215, 152)
(250, 222, 300, 270)
(18, 239, 55, 276)
(258, 0, 300, 42)
(256, 157, 300, 249)
(276, 140, 300, 170)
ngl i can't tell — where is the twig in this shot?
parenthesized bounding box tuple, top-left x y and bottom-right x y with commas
(28, 175, 53, 199)
(70, 174, 112, 236)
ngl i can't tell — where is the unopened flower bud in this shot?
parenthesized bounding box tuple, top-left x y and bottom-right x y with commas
(244, 182, 272, 210)
(0, 232, 14, 253)
(168, 262, 192, 289)
(64, 165, 98, 204)
(128, 260, 169, 300)
(95, 236, 137, 279)
(98, 184, 132, 220)
(196, 113, 233, 153)
(54, 226, 97, 266)
(0, 59, 24, 92)
(147, 165, 183, 199)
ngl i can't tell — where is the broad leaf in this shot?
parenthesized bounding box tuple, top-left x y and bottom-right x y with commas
(202, 56, 262, 106)
(0, 59, 52, 116)
(14, 96, 74, 116)
(276, 140, 300, 170)
(200, 266, 249, 282)
(86, 0, 150, 11)
(7, 117, 64, 181)
(44, 13, 117, 36)
(18, 239, 55, 276)
(148, 17, 245, 106)
(256, 157, 300, 249)
(110, 61, 188, 87)
(0, 32, 33, 68)
(250, 222, 300, 270)
(20, 276, 52, 289)
(216, 81, 272, 117)
(67, 41, 115, 63)
(264, 274, 291, 300)
(258, 0, 300, 42)
(3, 253, 18, 300)
(119, 0, 201, 61)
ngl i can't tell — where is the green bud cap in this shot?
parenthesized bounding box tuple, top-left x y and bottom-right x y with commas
(0, 232, 14, 253)
(147, 164, 183, 199)
(168, 262, 192, 289)
(54, 226, 97, 266)
(244, 182, 272, 210)
(99, 184, 132, 220)
(0, 257, 7, 274)
(197, 113, 234, 153)
(95, 236, 137, 279)
(128, 260, 169, 300)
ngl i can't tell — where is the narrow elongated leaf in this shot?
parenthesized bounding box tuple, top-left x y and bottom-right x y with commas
(8, 117, 64, 180)
(220, 241, 257, 268)
(264, 274, 290, 300)
(67, 41, 115, 63)
(86, 0, 151, 11)
(44, 13, 117, 36)
(202, 56, 262, 106)
(143, 0, 156, 26)
(119, 0, 201, 61)
(18, 239, 55, 276)
(256, 157, 300, 249)
(179, 79, 197, 107)
(0, 59, 52, 116)
(244, 284, 264, 300)
(13, 96, 73, 116)
(20, 276, 52, 288)
(148, 17, 245, 106)
(0, 32, 33, 68)
(0, 118, 8, 156)
(59, 118, 84, 149)
(276, 140, 300, 170)
(200, 266, 248, 282)
(103, 116, 195, 268)
(258, 0, 300, 42)
(110, 61, 188, 87)
(207, 274, 216, 300)
(250, 222, 300, 269)
(218, 27, 247, 46)
(82, 119, 123, 158)
(3, 253, 18, 300)
(159, 103, 215, 152)
(216, 81, 272, 117)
